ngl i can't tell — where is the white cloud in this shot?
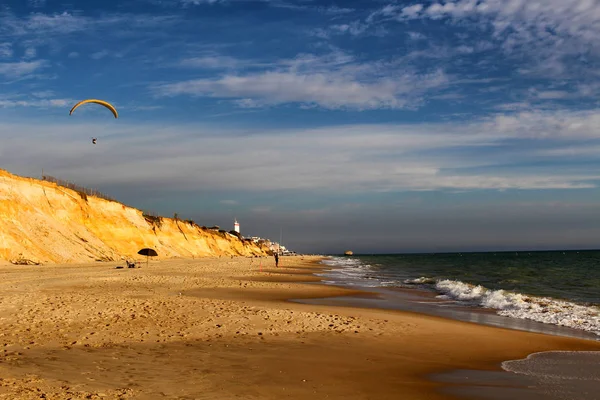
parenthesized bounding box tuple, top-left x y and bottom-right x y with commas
(178, 55, 241, 69)
(535, 91, 570, 100)
(479, 110, 600, 140)
(493, 102, 531, 111)
(155, 69, 448, 110)
(23, 47, 36, 59)
(456, 45, 474, 54)
(402, 4, 424, 18)
(180, 0, 223, 4)
(535, 145, 600, 157)
(373, 0, 600, 77)
(90, 50, 109, 60)
(366, 4, 401, 23)
(319, 6, 354, 15)
(28, 0, 46, 7)
(0, 98, 71, 108)
(0, 11, 178, 39)
(0, 60, 47, 78)
(67, 51, 79, 58)
(3, 109, 600, 193)
(330, 22, 369, 36)
(31, 90, 55, 98)
(127, 105, 163, 111)
(155, 51, 449, 110)
(407, 31, 426, 40)
(1, 12, 89, 36)
(0, 43, 12, 58)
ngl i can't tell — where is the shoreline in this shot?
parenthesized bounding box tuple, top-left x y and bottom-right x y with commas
(1, 256, 599, 399)
(303, 257, 600, 342)
(270, 256, 600, 398)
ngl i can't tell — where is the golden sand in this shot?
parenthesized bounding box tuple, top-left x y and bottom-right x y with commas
(1, 256, 598, 399)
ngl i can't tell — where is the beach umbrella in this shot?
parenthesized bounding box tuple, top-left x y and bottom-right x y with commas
(137, 248, 158, 267)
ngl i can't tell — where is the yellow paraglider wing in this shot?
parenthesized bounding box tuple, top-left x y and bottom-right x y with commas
(69, 99, 118, 118)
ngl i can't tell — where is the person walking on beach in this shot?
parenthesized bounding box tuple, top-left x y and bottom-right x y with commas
(274, 252, 279, 268)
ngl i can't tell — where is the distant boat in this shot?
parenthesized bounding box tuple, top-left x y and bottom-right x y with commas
(344, 250, 353, 256)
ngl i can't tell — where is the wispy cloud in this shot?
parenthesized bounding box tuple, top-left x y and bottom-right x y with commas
(154, 51, 449, 110)
(27, 0, 46, 7)
(120, 104, 164, 111)
(23, 47, 36, 59)
(267, 1, 352, 14)
(0, 97, 71, 108)
(90, 50, 110, 60)
(367, 0, 600, 78)
(0, 90, 72, 110)
(535, 145, 600, 158)
(479, 109, 600, 140)
(151, 0, 352, 14)
(178, 54, 242, 69)
(0, 42, 12, 58)
(0, 11, 179, 40)
(318, 5, 354, 15)
(535, 91, 571, 100)
(0, 11, 88, 36)
(0, 60, 47, 78)
(4, 109, 600, 193)
(180, 0, 223, 5)
(407, 31, 426, 40)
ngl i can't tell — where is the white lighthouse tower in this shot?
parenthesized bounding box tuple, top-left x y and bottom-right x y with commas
(234, 218, 240, 234)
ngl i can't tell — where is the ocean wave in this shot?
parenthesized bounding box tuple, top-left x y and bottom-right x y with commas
(436, 279, 600, 336)
(319, 258, 600, 336)
(404, 277, 437, 285)
(318, 257, 385, 287)
(501, 350, 600, 381)
(500, 351, 600, 399)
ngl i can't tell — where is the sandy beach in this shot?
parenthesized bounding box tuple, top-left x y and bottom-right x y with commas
(1, 256, 599, 400)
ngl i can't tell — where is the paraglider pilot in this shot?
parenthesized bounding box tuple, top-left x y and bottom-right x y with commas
(92, 138, 97, 145)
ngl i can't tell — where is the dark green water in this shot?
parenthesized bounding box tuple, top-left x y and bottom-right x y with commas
(353, 251, 599, 304)
(320, 250, 600, 336)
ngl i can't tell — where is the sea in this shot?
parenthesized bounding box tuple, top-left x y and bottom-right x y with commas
(313, 251, 600, 399)
(318, 251, 600, 337)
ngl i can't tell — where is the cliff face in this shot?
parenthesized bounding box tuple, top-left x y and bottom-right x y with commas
(0, 169, 268, 264)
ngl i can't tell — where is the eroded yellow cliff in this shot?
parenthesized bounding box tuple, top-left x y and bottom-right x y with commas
(0, 169, 268, 264)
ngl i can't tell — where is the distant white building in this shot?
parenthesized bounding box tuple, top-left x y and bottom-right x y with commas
(234, 219, 240, 234)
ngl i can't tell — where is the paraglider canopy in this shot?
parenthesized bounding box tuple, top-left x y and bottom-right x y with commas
(69, 99, 118, 119)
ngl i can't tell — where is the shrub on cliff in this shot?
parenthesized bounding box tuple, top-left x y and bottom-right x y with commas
(143, 213, 163, 228)
(229, 230, 242, 239)
(76, 190, 88, 202)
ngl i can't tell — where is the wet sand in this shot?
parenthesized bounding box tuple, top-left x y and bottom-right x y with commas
(1, 256, 599, 399)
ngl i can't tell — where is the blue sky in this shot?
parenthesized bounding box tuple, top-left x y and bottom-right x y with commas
(2, 0, 600, 253)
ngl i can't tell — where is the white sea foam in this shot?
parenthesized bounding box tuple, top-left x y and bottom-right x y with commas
(404, 277, 437, 285)
(502, 351, 600, 380)
(501, 351, 600, 399)
(436, 280, 600, 336)
(319, 257, 391, 288)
